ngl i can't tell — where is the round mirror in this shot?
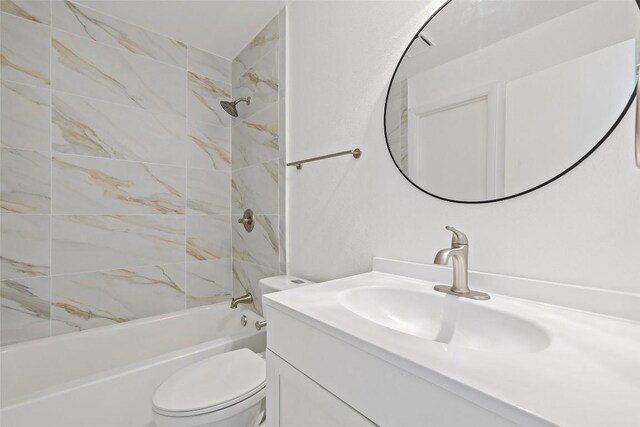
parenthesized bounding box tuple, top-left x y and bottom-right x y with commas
(385, 0, 640, 203)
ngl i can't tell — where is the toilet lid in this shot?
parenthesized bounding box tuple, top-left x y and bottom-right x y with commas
(152, 349, 265, 415)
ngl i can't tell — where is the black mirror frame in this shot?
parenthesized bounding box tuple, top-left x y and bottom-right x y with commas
(384, 0, 640, 204)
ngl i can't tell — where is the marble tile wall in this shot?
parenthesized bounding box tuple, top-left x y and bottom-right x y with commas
(231, 13, 286, 315)
(386, 79, 408, 174)
(0, 0, 234, 345)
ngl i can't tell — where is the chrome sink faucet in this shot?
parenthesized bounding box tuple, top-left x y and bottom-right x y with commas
(433, 226, 490, 300)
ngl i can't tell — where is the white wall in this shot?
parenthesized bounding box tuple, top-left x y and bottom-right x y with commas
(286, 0, 640, 294)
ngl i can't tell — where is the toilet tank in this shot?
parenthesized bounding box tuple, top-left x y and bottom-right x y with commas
(258, 275, 314, 296)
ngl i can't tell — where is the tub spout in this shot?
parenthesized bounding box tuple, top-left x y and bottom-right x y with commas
(230, 293, 253, 309)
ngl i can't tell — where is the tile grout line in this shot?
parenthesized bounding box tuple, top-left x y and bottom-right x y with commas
(50, 15, 188, 72)
(278, 10, 285, 275)
(229, 54, 235, 299)
(57, 0, 242, 72)
(45, 214, 232, 217)
(61, 0, 208, 62)
(0, 77, 197, 145)
(2, 258, 234, 283)
(0, 9, 3, 342)
(49, 0, 54, 338)
(230, 99, 278, 126)
(50, 150, 230, 172)
(49, 84, 187, 117)
(184, 46, 189, 310)
(0, 9, 48, 26)
(233, 157, 280, 174)
(233, 39, 279, 84)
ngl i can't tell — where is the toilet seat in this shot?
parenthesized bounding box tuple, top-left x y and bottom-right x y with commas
(153, 349, 266, 418)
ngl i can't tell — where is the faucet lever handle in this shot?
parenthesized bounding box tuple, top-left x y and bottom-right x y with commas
(445, 226, 468, 245)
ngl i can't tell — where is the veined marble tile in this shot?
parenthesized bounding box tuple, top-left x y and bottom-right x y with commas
(1, 12, 50, 87)
(187, 168, 230, 215)
(395, 135, 409, 174)
(388, 136, 402, 166)
(51, 264, 185, 332)
(232, 102, 279, 169)
(1, 81, 50, 152)
(387, 80, 408, 173)
(385, 80, 403, 140)
(233, 16, 278, 78)
(52, 92, 186, 165)
(187, 71, 231, 127)
(0, 276, 51, 346)
(52, 1, 187, 68)
(52, 215, 185, 275)
(1, 148, 51, 214)
(232, 49, 278, 120)
(232, 259, 279, 315)
(400, 80, 408, 173)
(232, 160, 278, 215)
(187, 121, 230, 171)
(400, 145, 408, 173)
(232, 214, 279, 270)
(0, 214, 50, 280)
(186, 259, 232, 308)
(186, 215, 231, 261)
(400, 80, 408, 134)
(388, 136, 408, 174)
(188, 46, 230, 84)
(0, 1, 50, 24)
(52, 29, 186, 115)
(52, 154, 185, 215)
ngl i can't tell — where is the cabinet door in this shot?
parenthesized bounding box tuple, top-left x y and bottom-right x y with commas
(266, 351, 376, 427)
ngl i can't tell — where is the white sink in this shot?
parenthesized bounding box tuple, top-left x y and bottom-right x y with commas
(265, 259, 640, 426)
(338, 285, 550, 353)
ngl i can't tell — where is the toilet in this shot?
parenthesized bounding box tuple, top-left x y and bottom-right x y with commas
(152, 275, 313, 427)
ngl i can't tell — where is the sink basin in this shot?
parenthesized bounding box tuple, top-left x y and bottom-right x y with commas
(338, 285, 550, 353)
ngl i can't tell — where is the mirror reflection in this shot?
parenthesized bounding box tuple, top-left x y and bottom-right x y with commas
(385, 0, 640, 202)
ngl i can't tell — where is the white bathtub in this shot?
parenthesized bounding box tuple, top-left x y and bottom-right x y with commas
(0, 303, 265, 427)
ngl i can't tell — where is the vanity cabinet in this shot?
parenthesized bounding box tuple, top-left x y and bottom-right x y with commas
(264, 306, 520, 427)
(266, 350, 375, 427)
(264, 258, 640, 426)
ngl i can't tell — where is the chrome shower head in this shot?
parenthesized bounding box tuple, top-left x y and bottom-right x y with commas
(220, 97, 251, 117)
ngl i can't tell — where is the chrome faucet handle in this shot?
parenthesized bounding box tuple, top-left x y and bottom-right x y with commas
(255, 320, 267, 331)
(238, 209, 254, 232)
(445, 226, 468, 246)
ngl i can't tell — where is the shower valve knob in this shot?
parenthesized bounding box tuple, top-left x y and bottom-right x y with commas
(238, 209, 254, 232)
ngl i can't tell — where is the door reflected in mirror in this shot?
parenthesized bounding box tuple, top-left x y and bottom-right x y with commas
(385, 0, 640, 203)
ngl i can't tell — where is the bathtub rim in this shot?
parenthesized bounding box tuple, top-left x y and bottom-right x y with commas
(1, 303, 265, 407)
(1, 302, 262, 354)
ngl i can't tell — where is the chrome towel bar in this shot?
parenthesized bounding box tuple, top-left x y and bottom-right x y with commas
(287, 148, 361, 170)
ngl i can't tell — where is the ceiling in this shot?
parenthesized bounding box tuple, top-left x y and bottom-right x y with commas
(404, 0, 596, 67)
(76, 0, 288, 59)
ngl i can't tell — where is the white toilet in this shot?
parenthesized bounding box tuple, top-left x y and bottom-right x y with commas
(152, 275, 313, 427)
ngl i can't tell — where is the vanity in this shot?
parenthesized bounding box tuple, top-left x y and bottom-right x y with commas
(263, 258, 640, 427)
(262, 0, 640, 424)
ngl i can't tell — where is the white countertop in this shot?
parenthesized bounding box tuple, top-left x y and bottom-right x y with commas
(264, 261, 640, 426)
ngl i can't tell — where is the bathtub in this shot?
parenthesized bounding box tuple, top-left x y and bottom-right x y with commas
(0, 303, 265, 427)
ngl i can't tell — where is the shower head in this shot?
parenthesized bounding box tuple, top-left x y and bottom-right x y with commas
(220, 97, 251, 117)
